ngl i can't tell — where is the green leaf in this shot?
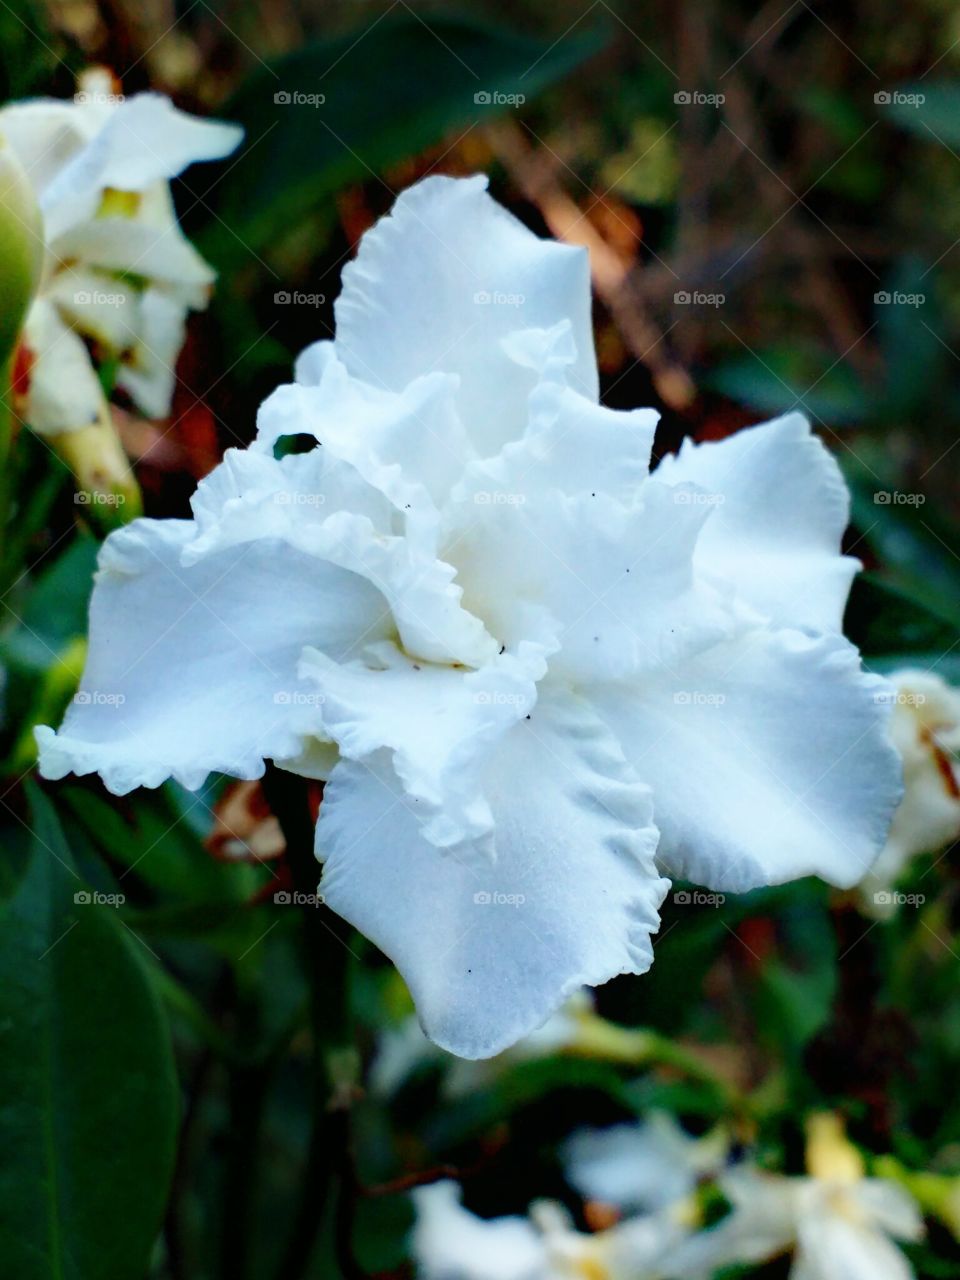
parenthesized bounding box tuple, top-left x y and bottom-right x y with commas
(204, 13, 607, 260)
(705, 346, 867, 425)
(0, 784, 178, 1280)
(844, 574, 958, 661)
(842, 455, 960, 628)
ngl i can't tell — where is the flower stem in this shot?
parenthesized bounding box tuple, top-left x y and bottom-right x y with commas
(262, 766, 360, 1280)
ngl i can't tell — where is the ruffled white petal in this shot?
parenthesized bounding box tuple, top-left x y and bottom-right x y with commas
(299, 639, 546, 847)
(655, 413, 858, 633)
(315, 689, 666, 1058)
(589, 627, 902, 890)
(184, 443, 496, 669)
(333, 174, 597, 456)
(256, 346, 474, 531)
(445, 476, 736, 683)
(36, 517, 389, 794)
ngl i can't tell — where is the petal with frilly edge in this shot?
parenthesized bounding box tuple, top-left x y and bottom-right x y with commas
(36, 518, 390, 795)
(655, 413, 858, 633)
(333, 174, 597, 456)
(256, 344, 474, 531)
(315, 689, 666, 1059)
(445, 475, 736, 684)
(299, 639, 547, 847)
(590, 627, 902, 891)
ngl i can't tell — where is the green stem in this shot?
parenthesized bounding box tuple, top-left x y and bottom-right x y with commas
(263, 766, 358, 1280)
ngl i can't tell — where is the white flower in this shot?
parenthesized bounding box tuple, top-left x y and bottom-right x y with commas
(858, 668, 960, 915)
(664, 1116, 923, 1280)
(563, 1113, 727, 1214)
(0, 68, 241, 434)
(664, 1165, 923, 1280)
(38, 174, 901, 1059)
(412, 1181, 688, 1280)
(413, 1182, 548, 1280)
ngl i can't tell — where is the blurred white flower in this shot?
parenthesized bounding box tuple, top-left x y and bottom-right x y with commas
(413, 1180, 689, 1280)
(858, 669, 960, 915)
(39, 174, 901, 1059)
(0, 68, 241, 434)
(664, 1115, 924, 1280)
(563, 1112, 727, 1213)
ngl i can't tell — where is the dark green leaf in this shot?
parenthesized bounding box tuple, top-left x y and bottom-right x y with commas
(204, 14, 607, 260)
(0, 784, 178, 1280)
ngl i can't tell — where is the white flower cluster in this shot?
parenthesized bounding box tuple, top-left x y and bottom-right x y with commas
(0, 68, 241, 435)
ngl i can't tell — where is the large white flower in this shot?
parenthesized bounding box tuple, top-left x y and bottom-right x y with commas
(38, 174, 901, 1058)
(0, 69, 241, 434)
